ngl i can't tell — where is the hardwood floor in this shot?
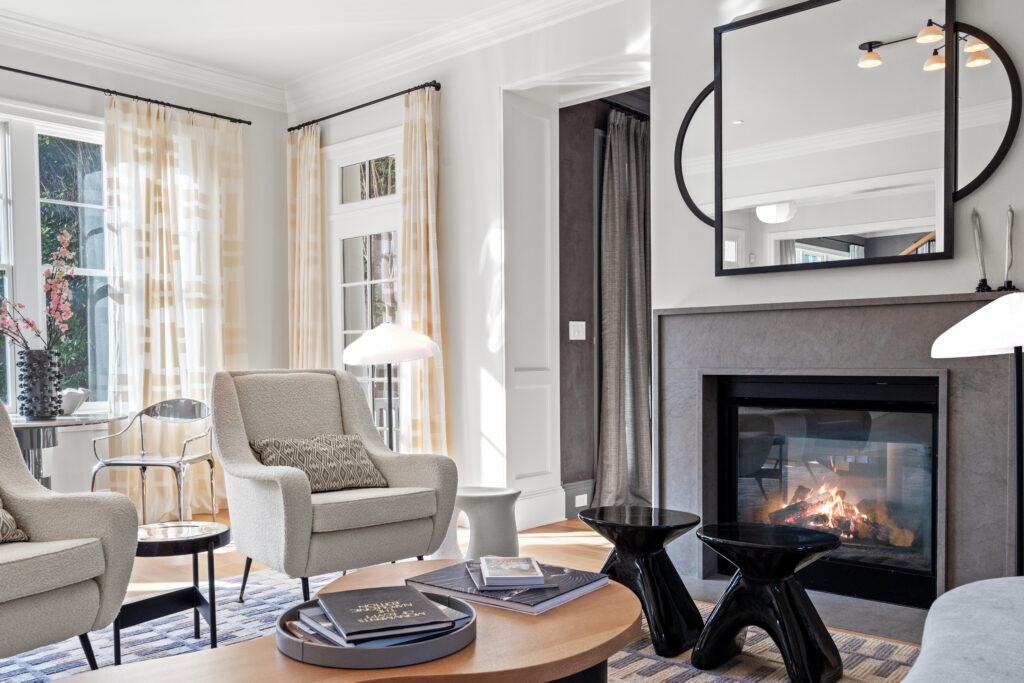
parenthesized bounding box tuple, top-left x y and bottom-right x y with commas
(126, 512, 611, 598)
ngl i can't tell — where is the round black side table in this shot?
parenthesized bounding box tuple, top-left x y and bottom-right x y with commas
(691, 523, 843, 683)
(113, 521, 231, 665)
(579, 506, 704, 656)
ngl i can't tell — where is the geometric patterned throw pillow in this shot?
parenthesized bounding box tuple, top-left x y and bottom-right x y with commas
(0, 495, 28, 543)
(249, 433, 388, 493)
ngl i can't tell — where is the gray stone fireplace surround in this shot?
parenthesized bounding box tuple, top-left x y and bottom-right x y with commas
(654, 293, 1014, 641)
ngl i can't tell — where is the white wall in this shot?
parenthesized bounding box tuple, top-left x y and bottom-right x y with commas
(652, 0, 1024, 309)
(301, 1, 650, 509)
(0, 42, 289, 370)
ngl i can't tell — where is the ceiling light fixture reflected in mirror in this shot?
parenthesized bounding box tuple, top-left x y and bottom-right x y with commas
(858, 49, 883, 68)
(966, 50, 993, 68)
(964, 35, 990, 52)
(755, 202, 797, 224)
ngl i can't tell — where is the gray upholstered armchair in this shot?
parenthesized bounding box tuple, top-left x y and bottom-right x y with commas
(211, 369, 458, 601)
(0, 408, 137, 669)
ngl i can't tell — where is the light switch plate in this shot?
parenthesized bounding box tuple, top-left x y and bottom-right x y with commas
(574, 493, 588, 507)
(569, 321, 586, 340)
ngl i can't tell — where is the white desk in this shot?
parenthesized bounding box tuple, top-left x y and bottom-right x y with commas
(10, 413, 127, 488)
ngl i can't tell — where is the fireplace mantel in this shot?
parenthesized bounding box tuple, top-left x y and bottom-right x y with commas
(653, 292, 1014, 639)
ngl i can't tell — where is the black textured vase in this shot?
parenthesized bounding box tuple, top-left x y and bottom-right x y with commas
(17, 349, 63, 420)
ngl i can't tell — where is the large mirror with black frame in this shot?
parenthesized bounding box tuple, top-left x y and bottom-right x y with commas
(673, 0, 1021, 276)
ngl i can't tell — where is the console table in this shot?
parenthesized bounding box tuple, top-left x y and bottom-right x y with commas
(10, 413, 126, 488)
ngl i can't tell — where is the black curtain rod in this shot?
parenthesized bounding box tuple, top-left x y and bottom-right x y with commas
(0, 63, 252, 125)
(288, 80, 441, 132)
(601, 98, 649, 120)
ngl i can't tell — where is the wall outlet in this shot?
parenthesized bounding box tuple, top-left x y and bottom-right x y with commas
(569, 321, 586, 340)
(574, 493, 588, 507)
(748, 253, 757, 265)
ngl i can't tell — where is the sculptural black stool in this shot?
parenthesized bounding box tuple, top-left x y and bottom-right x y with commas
(579, 506, 704, 656)
(692, 523, 843, 683)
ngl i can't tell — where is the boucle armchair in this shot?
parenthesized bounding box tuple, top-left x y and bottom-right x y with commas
(211, 369, 458, 600)
(0, 408, 137, 668)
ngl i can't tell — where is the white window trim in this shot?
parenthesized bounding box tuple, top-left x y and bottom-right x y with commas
(323, 127, 403, 370)
(0, 103, 108, 413)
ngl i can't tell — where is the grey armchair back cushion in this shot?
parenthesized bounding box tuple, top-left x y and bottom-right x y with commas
(0, 496, 28, 543)
(233, 372, 345, 441)
(250, 434, 387, 492)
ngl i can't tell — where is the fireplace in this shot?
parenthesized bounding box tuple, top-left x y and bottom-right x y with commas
(718, 375, 939, 608)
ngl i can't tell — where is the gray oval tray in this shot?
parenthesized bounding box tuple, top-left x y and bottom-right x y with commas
(276, 592, 477, 669)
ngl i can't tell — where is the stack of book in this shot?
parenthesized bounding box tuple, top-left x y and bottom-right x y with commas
(284, 585, 472, 648)
(407, 557, 608, 615)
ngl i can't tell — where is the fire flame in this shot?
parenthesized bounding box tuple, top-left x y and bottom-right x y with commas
(778, 485, 869, 539)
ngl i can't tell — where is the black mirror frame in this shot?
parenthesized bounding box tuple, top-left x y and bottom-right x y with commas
(673, 0, 1021, 276)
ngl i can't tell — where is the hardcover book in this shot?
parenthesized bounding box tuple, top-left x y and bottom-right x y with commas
(467, 562, 557, 590)
(317, 586, 454, 642)
(479, 556, 546, 585)
(407, 561, 608, 615)
(298, 603, 470, 648)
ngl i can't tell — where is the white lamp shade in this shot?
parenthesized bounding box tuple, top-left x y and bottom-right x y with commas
(342, 322, 440, 365)
(932, 293, 1024, 358)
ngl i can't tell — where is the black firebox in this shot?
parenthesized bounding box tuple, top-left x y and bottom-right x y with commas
(718, 375, 939, 608)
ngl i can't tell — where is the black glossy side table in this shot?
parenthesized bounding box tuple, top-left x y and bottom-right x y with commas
(579, 506, 704, 656)
(113, 521, 231, 665)
(691, 523, 843, 683)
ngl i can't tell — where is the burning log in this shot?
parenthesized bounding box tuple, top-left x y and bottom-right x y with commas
(769, 486, 916, 547)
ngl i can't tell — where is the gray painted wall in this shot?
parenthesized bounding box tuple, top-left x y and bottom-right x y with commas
(558, 99, 611, 493)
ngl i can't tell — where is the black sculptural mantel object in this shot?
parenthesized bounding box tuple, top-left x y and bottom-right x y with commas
(17, 349, 63, 420)
(691, 523, 843, 683)
(578, 506, 704, 657)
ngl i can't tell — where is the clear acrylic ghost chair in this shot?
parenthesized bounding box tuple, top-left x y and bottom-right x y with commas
(91, 399, 215, 524)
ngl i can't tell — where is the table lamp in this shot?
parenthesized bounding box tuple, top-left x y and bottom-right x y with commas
(932, 293, 1024, 575)
(342, 322, 440, 451)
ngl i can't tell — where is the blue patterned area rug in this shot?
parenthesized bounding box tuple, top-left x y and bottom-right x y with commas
(0, 570, 918, 682)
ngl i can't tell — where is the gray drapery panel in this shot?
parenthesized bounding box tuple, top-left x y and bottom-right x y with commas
(779, 239, 797, 265)
(595, 110, 652, 507)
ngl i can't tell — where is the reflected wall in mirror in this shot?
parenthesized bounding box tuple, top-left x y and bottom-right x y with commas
(714, 0, 953, 274)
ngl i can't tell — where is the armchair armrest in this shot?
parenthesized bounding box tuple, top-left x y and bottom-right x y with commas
(368, 452, 458, 554)
(92, 413, 139, 462)
(2, 486, 137, 631)
(181, 426, 212, 459)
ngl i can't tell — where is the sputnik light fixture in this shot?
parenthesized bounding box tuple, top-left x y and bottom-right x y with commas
(857, 21, 990, 72)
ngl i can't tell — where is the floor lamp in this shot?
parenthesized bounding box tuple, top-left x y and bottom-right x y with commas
(932, 293, 1024, 576)
(342, 322, 440, 451)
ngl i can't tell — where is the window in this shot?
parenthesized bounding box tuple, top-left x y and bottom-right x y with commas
(38, 134, 109, 403)
(0, 108, 107, 411)
(324, 129, 402, 441)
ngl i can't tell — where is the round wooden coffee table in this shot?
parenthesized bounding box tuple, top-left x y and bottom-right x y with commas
(75, 559, 642, 681)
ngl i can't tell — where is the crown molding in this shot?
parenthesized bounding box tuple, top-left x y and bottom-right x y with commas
(683, 99, 1012, 176)
(285, 0, 629, 117)
(0, 10, 287, 112)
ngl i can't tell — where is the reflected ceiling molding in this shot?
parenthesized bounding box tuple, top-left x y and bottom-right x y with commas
(682, 99, 1012, 176)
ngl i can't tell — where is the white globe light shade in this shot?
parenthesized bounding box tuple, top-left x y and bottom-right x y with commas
(755, 202, 798, 224)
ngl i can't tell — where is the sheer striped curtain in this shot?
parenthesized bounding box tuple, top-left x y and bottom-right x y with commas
(288, 125, 328, 368)
(102, 97, 247, 521)
(398, 88, 448, 454)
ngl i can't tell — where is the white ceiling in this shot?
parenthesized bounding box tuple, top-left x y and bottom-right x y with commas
(0, 0, 589, 88)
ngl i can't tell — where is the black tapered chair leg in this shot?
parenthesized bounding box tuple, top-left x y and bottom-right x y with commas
(301, 577, 310, 601)
(417, 555, 424, 561)
(238, 557, 252, 602)
(79, 633, 98, 670)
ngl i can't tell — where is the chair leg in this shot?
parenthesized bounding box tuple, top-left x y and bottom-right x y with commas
(239, 557, 252, 602)
(79, 633, 98, 671)
(139, 467, 147, 525)
(417, 556, 424, 561)
(90, 463, 104, 492)
(176, 465, 189, 522)
(301, 577, 310, 602)
(208, 459, 218, 523)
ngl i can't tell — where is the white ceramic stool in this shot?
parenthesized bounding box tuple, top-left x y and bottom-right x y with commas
(456, 486, 521, 558)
